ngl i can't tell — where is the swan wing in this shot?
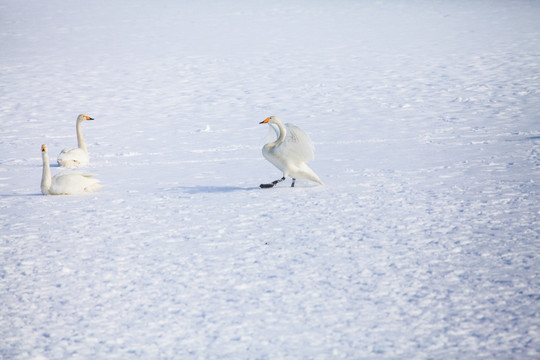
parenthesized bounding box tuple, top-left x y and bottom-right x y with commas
(54, 170, 97, 178)
(57, 148, 89, 167)
(49, 170, 102, 195)
(274, 123, 315, 163)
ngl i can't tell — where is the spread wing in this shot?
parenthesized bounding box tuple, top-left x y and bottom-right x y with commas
(274, 123, 315, 163)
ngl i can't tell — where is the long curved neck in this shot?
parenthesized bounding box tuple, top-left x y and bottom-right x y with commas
(41, 153, 51, 195)
(273, 120, 287, 146)
(76, 119, 87, 152)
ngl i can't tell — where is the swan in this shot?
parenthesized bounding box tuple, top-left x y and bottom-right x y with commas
(259, 116, 323, 188)
(57, 114, 94, 167)
(41, 144, 103, 195)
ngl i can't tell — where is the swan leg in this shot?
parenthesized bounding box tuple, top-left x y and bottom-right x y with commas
(291, 178, 296, 187)
(260, 176, 286, 188)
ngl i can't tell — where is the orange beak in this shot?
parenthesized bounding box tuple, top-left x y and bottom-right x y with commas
(259, 117, 270, 124)
(85, 115, 94, 120)
(41, 144, 47, 152)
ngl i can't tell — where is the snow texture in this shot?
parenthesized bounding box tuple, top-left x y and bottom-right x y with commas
(1, 0, 539, 358)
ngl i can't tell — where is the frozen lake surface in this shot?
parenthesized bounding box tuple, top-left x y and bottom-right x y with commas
(1, 0, 539, 358)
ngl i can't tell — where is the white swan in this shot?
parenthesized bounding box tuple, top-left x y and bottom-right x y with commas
(42, 144, 103, 195)
(57, 114, 94, 167)
(259, 116, 323, 188)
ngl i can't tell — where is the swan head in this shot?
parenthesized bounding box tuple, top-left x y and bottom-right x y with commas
(41, 144, 48, 153)
(259, 116, 281, 125)
(77, 114, 94, 122)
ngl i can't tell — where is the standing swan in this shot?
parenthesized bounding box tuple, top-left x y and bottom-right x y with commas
(259, 116, 323, 188)
(57, 114, 94, 167)
(41, 145, 103, 195)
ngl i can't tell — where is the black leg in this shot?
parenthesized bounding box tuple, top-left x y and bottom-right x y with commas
(260, 176, 286, 188)
(291, 178, 296, 187)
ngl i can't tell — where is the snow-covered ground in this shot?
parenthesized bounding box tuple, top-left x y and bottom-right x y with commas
(1, 0, 539, 358)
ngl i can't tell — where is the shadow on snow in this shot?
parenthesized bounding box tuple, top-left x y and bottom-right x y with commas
(174, 185, 260, 194)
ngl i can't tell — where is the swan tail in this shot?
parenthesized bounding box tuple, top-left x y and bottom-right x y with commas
(84, 182, 104, 194)
(309, 173, 324, 185)
(299, 164, 324, 185)
(79, 174, 103, 194)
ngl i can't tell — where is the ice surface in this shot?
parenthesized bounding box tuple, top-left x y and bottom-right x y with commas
(1, 0, 539, 358)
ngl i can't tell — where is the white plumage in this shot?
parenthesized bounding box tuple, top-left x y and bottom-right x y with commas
(259, 116, 323, 188)
(57, 114, 94, 167)
(42, 144, 103, 195)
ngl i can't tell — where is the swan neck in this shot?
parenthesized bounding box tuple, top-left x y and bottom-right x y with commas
(76, 119, 87, 152)
(275, 121, 286, 144)
(41, 152, 51, 195)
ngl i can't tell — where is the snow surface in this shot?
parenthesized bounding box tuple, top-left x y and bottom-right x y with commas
(1, 0, 539, 358)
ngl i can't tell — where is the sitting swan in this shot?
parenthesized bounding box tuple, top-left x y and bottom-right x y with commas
(57, 114, 94, 167)
(42, 145, 103, 195)
(259, 116, 323, 188)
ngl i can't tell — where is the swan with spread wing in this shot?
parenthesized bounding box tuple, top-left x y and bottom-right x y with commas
(259, 116, 323, 188)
